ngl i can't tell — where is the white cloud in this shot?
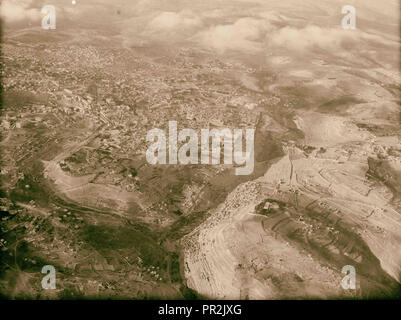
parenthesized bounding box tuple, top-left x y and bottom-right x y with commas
(147, 10, 202, 33)
(0, 0, 40, 23)
(196, 17, 274, 53)
(267, 25, 387, 52)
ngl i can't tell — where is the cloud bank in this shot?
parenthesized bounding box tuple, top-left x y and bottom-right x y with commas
(147, 11, 202, 32)
(196, 18, 274, 53)
(1, 0, 397, 60)
(0, 0, 41, 22)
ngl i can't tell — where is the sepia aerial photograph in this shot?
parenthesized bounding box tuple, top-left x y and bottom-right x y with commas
(0, 0, 400, 304)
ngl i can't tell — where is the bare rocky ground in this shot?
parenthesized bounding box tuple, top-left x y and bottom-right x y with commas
(182, 58, 401, 299)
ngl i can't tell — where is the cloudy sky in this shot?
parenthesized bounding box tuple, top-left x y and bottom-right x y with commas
(1, 0, 399, 61)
